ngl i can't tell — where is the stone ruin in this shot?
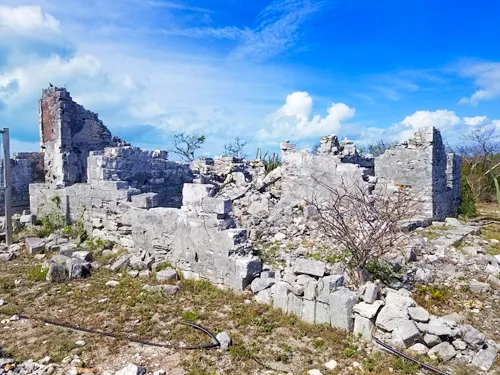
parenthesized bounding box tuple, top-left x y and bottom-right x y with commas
(8, 86, 498, 372)
(5, 86, 463, 292)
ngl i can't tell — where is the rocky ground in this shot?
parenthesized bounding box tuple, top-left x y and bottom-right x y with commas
(1, 199, 500, 374)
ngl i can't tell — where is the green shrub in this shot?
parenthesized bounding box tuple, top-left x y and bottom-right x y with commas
(28, 266, 48, 282)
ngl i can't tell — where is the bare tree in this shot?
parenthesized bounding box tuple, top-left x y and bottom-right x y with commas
(309, 177, 421, 284)
(222, 137, 248, 158)
(169, 133, 206, 162)
(367, 140, 398, 157)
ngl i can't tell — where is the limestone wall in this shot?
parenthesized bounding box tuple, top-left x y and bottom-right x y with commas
(39, 86, 125, 186)
(29, 181, 261, 290)
(375, 127, 461, 220)
(0, 152, 45, 213)
(280, 136, 374, 204)
(88, 147, 193, 208)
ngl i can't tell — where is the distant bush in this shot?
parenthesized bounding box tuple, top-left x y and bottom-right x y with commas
(458, 173, 477, 218)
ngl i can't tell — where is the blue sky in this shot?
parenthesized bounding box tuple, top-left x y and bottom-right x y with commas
(1, 0, 500, 157)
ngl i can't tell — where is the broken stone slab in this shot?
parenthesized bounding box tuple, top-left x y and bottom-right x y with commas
(287, 293, 303, 317)
(156, 269, 178, 282)
(408, 343, 429, 355)
(408, 306, 430, 323)
(392, 320, 421, 348)
(25, 237, 46, 255)
(416, 319, 453, 337)
(487, 274, 500, 288)
(66, 258, 91, 279)
(314, 301, 330, 325)
(315, 275, 344, 302)
(0, 253, 15, 261)
(201, 197, 232, 215)
(72, 251, 93, 262)
(255, 289, 272, 304)
(182, 184, 216, 207)
(330, 288, 358, 331)
(427, 342, 457, 362)
(270, 281, 292, 313)
(293, 258, 326, 277)
(472, 345, 498, 371)
(250, 277, 276, 293)
(452, 339, 467, 350)
(463, 325, 486, 351)
(375, 291, 415, 332)
(353, 315, 374, 341)
(110, 255, 131, 271)
(423, 334, 441, 347)
(131, 193, 159, 209)
(353, 300, 384, 319)
(301, 299, 315, 323)
(415, 268, 433, 283)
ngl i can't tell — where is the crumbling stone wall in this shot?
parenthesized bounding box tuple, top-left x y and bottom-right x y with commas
(0, 152, 44, 213)
(375, 127, 461, 220)
(29, 180, 261, 290)
(88, 147, 193, 208)
(280, 135, 374, 204)
(39, 86, 125, 186)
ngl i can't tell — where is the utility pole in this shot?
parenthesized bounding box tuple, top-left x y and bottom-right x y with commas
(1, 128, 12, 246)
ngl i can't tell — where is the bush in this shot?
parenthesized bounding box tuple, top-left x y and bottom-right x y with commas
(458, 174, 477, 218)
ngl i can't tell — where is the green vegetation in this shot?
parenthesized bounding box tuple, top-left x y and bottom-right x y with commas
(255, 148, 282, 174)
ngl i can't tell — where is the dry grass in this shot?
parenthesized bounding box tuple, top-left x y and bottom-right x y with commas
(0, 254, 494, 375)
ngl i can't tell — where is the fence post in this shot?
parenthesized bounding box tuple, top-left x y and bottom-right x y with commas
(3, 128, 12, 246)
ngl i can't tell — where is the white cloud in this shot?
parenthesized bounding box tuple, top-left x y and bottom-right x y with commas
(458, 61, 500, 105)
(258, 91, 355, 140)
(0, 5, 60, 35)
(464, 115, 488, 126)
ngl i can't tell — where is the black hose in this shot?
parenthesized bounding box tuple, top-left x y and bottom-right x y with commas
(373, 338, 451, 375)
(16, 313, 220, 350)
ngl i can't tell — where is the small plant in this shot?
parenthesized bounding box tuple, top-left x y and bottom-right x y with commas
(182, 309, 200, 322)
(28, 266, 48, 282)
(255, 149, 282, 174)
(365, 259, 401, 283)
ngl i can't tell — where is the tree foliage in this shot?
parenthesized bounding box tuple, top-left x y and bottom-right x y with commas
(366, 140, 398, 157)
(169, 133, 206, 162)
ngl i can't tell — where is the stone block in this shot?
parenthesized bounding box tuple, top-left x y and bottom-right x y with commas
(182, 184, 216, 207)
(353, 300, 384, 319)
(25, 237, 46, 255)
(329, 288, 357, 331)
(271, 282, 291, 313)
(353, 315, 374, 341)
(375, 291, 415, 332)
(315, 301, 330, 325)
(316, 275, 344, 302)
(408, 306, 430, 322)
(255, 289, 272, 304)
(427, 342, 457, 362)
(392, 320, 421, 348)
(472, 345, 498, 371)
(201, 198, 232, 214)
(72, 251, 93, 262)
(131, 193, 159, 209)
(156, 268, 178, 281)
(287, 294, 303, 317)
(362, 282, 379, 304)
(251, 278, 276, 293)
(301, 299, 316, 323)
(293, 258, 326, 277)
(463, 325, 486, 350)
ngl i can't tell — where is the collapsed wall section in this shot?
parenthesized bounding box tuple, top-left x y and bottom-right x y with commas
(29, 180, 261, 290)
(279, 135, 374, 204)
(374, 127, 461, 220)
(0, 152, 45, 213)
(39, 86, 121, 186)
(87, 147, 193, 208)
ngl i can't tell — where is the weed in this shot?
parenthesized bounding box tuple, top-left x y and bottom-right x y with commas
(182, 309, 200, 322)
(366, 259, 401, 283)
(28, 266, 48, 282)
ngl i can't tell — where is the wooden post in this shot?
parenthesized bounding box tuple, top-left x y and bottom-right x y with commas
(2, 128, 12, 246)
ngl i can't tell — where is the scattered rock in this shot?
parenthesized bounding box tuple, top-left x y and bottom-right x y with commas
(115, 363, 147, 375)
(106, 280, 120, 287)
(408, 343, 429, 355)
(472, 345, 498, 371)
(408, 306, 429, 323)
(323, 360, 338, 370)
(216, 332, 232, 351)
(427, 342, 457, 362)
(156, 268, 178, 282)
